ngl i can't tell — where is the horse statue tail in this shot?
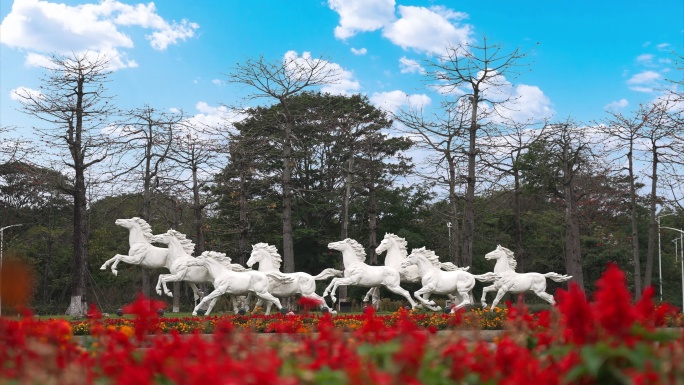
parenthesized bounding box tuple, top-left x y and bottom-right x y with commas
(473, 272, 500, 282)
(440, 262, 469, 271)
(311, 268, 343, 280)
(544, 272, 572, 282)
(265, 271, 296, 285)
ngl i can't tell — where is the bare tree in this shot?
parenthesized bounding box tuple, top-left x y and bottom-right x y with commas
(425, 37, 527, 267)
(14, 53, 115, 316)
(114, 105, 182, 297)
(641, 99, 680, 290)
(600, 105, 651, 298)
(166, 126, 223, 256)
(395, 103, 468, 265)
(224, 54, 340, 272)
(479, 121, 548, 271)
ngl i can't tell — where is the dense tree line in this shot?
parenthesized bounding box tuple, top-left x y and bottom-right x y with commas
(1, 49, 682, 315)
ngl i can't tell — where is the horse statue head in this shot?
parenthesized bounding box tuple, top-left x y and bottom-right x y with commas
(115, 217, 154, 242)
(151, 229, 196, 257)
(328, 238, 366, 262)
(376, 233, 408, 257)
(402, 247, 440, 269)
(484, 245, 517, 271)
(247, 243, 282, 271)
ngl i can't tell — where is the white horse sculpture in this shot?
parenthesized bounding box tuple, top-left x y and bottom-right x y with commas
(246, 243, 343, 313)
(402, 247, 499, 311)
(151, 230, 247, 313)
(100, 217, 169, 276)
(481, 245, 572, 309)
(185, 252, 292, 316)
(364, 233, 465, 306)
(322, 238, 418, 309)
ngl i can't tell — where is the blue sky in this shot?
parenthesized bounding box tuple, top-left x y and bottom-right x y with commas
(1, 0, 682, 139)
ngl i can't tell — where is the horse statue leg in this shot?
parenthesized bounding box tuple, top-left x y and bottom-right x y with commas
(480, 284, 498, 308)
(100, 254, 133, 276)
(323, 277, 355, 304)
(254, 291, 282, 315)
(453, 290, 472, 310)
(412, 286, 441, 311)
(192, 288, 224, 316)
(383, 283, 418, 309)
(362, 287, 375, 303)
(489, 287, 510, 309)
(533, 289, 556, 305)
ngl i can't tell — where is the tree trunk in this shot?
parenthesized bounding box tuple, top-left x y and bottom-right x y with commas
(368, 177, 378, 265)
(628, 149, 642, 298)
(462, 94, 479, 268)
(447, 159, 461, 265)
(564, 169, 584, 290)
(644, 149, 659, 290)
(66, 168, 88, 316)
(282, 123, 295, 273)
(238, 168, 249, 265)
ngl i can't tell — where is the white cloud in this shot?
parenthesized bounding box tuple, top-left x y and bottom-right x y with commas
(0, 0, 198, 71)
(283, 51, 361, 95)
(604, 99, 629, 110)
(497, 84, 555, 123)
(627, 70, 662, 92)
(656, 43, 671, 51)
(351, 47, 367, 55)
(370, 90, 431, 114)
(186, 102, 247, 131)
(212, 79, 223, 86)
(399, 56, 425, 74)
(328, 0, 396, 39)
(382, 6, 473, 55)
(10, 86, 42, 101)
(636, 54, 654, 65)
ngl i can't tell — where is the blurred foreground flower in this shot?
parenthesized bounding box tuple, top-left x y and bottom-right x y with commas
(0, 256, 34, 311)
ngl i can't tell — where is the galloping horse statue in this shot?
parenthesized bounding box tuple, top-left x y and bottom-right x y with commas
(151, 230, 248, 313)
(364, 233, 464, 307)
(100, 217, 169, 276)
(186, 252, 293, 316)
(246, 243, 342, 313)
(481, 245, 572, 309)
(402, 247, 498, 311)
(323, 238, 418, 309)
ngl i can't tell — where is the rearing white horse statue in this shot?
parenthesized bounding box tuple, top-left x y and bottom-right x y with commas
(246, 243, 342, 313)
(322, 238, 418, 309)
(100, 217, 168, 276)
(364, 233, 465, 307)
(481, 245, 572, 309)
(402, 247, 498, 311)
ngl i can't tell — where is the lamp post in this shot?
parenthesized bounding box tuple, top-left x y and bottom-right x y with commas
(447, 222, 452, 260)
(661, 226, 684, 309)
(658, 213, 675, 301)
(0, 224, 23, 317)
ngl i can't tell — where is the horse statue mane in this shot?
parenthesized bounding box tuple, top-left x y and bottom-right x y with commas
(498, 245, 517, 271)
(131, 217, 154, 241)
(345, 238, 367, 262)
(252, 243, 282, 269)
(166, 229, 196, 255)
(412, 247, 441, 267)
(384, 233, 408, 259)
(201, 250, 230, 263)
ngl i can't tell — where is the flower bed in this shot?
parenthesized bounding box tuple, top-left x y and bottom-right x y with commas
(2, 264, 684, 384)
(68, 305, 510, 335)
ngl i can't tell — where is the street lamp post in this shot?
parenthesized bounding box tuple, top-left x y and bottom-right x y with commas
(662, 226, 684, 309)
(0, 224, 23, 317)
(447, 222, 452, 260)
(658, 213, 675, 301)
